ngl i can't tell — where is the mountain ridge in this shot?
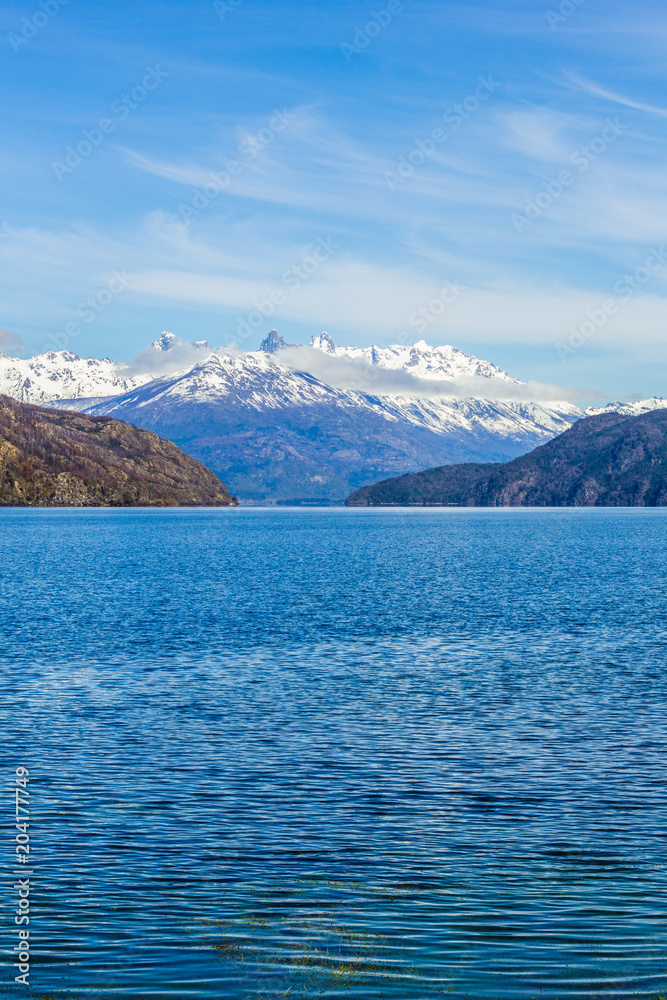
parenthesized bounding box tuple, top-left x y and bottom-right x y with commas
(307, 333, 520, 383)
(345, 408, 667, 507)
(63, 352, 582, 501)
(4, 332, 665, 502)
(0, 332, 533, 405)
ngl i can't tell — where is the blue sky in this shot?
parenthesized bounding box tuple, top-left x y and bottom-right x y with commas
(1, 0, 666, 400)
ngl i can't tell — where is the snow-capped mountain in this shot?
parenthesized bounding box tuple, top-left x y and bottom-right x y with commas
(6, 330, 664, 501)
(585, 397, 667, 417)
(0, 332, 211, 405)
(83, 351, 577, 434)
(148, 330, 213, 359)
(308, 332, 519, 383)
(59, 349, 582, 501)
(0, 350, 150, 404)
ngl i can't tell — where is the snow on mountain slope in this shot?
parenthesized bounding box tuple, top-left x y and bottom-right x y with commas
(85, 351, 579, 433)
(9, 330, 659, 502)
(0, 332, 211, 405)
(0, 350, 151, 404)
(308, 332, 519, 383)
(585, 397, 667, 417)
(383, 396, 581, 442)
(68, 351, 582, 501)
(89, 351, 356, 414)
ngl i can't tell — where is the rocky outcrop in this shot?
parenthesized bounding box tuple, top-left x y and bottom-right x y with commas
(259, 330, 295, 353)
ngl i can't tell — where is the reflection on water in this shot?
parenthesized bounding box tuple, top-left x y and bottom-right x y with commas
(1, 508, 667, 999)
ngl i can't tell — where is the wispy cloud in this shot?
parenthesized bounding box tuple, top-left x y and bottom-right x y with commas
(0, 328, 25, 352)
(503, 108, 578, 161)
(3, 210, 667, 361)
(121, 150, 213, 187)
(565, 74, 667, 118)
(3, 0, 667, 406)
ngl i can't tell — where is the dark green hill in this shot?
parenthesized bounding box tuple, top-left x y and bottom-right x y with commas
(346, 408, 667, 507)
(0, 395, 237, 507)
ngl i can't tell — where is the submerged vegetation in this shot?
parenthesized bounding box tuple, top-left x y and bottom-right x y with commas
(193, 877, 447, 999)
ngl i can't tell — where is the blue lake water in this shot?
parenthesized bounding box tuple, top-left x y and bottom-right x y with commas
(1, 507, 667, 1000)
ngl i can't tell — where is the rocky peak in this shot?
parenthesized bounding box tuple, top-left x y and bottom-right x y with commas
(260, 330, 292, 353)
(309, 332, 337, 354)
(151, 332, 178, 352)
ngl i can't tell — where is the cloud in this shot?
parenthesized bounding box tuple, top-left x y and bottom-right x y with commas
(120, 149, 214, 187)
(565, 75, 667, 118)
(503, 109, 577, 162)
(124, 336, 216, 377)
(270, 344, 592, 404)
(0, 328, 25, 353)
(129, 260, 667, 353)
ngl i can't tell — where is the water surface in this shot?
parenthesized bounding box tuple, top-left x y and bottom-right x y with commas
(1, 508, 666, 999)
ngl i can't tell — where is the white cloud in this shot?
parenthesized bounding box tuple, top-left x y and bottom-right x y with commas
(124, 336, 216, 377)
(271, 344, 591, 403)
(128, 259, 667, 354)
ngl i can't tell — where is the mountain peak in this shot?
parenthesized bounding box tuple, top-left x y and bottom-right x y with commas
(151, 332, 178, 352)
(0, 348, 151, 405)
(309, 332, 337, 354)
(260, 330, 291, 353)
(309, 336, 518, 384)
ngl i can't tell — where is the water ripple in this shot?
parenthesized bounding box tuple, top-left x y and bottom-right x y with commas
(0, 508, 666, 999)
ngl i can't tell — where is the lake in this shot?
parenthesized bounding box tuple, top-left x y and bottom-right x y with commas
(1, 507, 666, 999)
